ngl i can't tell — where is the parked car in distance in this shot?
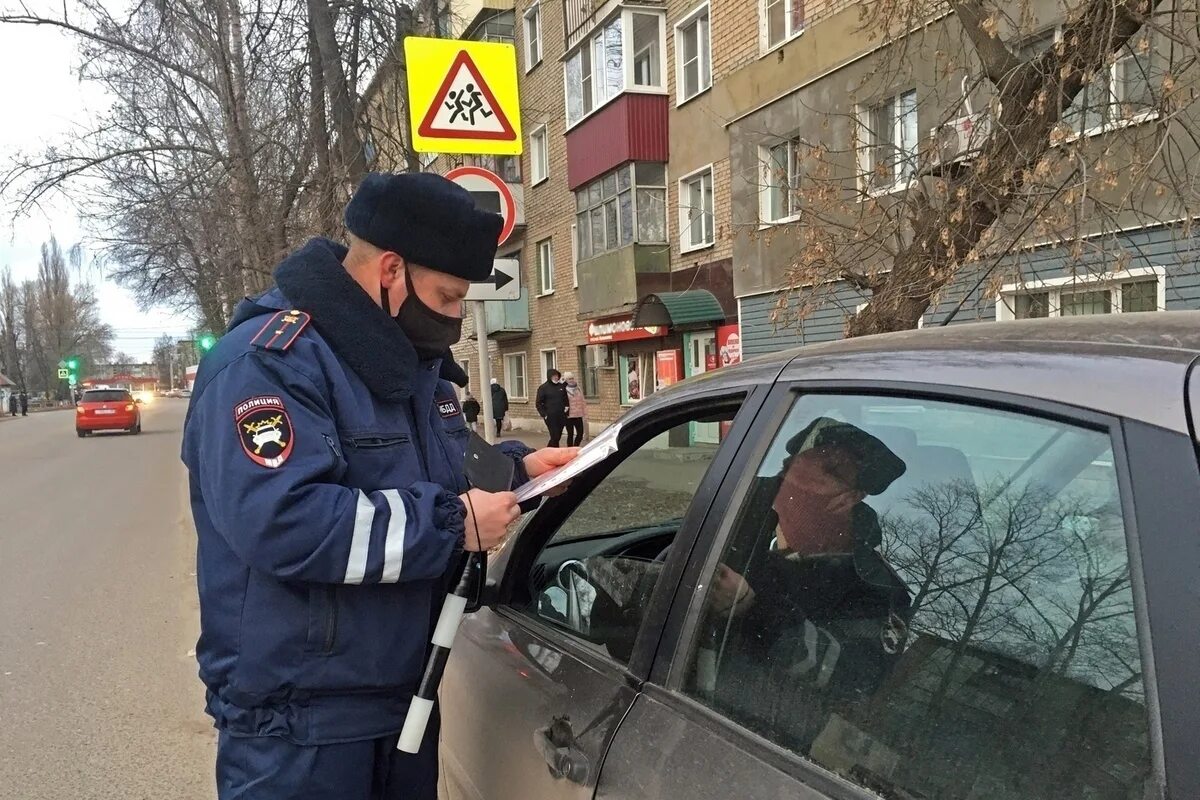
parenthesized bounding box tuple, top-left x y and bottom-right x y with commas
(76, 388, 142, 437)
(439, 312, 1200, 800)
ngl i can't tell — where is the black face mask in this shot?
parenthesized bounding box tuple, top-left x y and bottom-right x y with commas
(385, 269, 463, 361)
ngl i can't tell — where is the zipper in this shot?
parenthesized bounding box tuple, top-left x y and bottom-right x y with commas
(323, 433, 341, 458)
(322, 587, 338, 654)
(345, 434, 409, 449)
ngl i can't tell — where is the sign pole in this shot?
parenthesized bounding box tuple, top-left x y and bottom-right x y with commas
(474, 301, 495, 444)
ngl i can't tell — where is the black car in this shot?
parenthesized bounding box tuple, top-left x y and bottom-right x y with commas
(440, 313, 1199, 800)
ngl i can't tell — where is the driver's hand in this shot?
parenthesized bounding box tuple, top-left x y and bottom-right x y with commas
(708, 564, 755, 615)
(460, 489, 520, 551)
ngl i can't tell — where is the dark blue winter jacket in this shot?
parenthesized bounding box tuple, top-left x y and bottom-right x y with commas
(182, 238, 532, 744)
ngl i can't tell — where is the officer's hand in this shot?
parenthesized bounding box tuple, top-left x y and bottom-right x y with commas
(460, 489, 520, 551)
(524, 447, 580, 478)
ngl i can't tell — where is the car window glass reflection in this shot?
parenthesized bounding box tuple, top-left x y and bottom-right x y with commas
(687, 394, 1150, 800)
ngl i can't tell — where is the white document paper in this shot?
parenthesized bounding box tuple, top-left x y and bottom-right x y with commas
(514, 422, 623, 503)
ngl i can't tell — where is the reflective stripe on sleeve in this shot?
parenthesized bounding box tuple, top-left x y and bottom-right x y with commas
(345, 490, 374, 584)
(379, 489, 407, 583)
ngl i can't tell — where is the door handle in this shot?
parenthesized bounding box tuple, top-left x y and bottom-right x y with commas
(534, 717, 591, 784)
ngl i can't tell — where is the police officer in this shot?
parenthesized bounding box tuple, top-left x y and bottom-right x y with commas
(182, 172, 577, 799)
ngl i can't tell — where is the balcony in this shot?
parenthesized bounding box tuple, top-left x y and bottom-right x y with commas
(566, 95, 668, 189)
(468, 291, 530, 340)
(563, 0, 662, 50)
(575, 244, 669, 319)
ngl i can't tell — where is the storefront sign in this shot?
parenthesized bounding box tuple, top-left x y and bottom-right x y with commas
(717, 324, 742, 367)
(586, 316, 665, 344)
(655, 349, 683, 390)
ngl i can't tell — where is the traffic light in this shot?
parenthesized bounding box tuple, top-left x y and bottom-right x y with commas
(198, 334, 217, 353)
(66, 358, 79, 371)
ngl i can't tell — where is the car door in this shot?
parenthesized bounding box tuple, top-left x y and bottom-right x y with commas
(439, 378, 773, 800)
(593, 381, 1198, 800)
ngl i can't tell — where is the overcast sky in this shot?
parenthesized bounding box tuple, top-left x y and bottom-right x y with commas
(0, 15, 195, 361)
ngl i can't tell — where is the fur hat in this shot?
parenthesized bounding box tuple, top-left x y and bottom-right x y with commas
(344, 172, 503, 282)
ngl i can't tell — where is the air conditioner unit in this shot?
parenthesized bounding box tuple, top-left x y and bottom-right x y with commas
(929, 111, 991, 166)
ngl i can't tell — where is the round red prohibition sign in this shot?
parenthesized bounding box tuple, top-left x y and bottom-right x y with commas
(445, 165, 517, 246)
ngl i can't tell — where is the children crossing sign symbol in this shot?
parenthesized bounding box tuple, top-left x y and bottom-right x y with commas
(405, 38, 522, 156)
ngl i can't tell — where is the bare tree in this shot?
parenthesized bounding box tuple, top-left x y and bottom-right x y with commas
(1, 0, 436, 322)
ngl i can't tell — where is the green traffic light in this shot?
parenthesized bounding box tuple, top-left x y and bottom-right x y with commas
(199, 334, 217, 352)
(67, 358, 79, 370)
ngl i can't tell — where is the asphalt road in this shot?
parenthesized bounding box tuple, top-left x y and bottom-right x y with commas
(0, 400, 213, 799)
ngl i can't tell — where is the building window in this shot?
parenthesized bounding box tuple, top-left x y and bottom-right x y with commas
(540, 348, 558, 378)
(503, 353, 528, 399)
(762, 0, 805, 51)
(570, 222, 580, 287)
(631, 12, 662, 88)
(860, 89, 918, 194)
(524, 4, 542, 72)
(676, 4, 711, 103)
(575, 163, 667, 260)
(680, 165, 715, 251)
(536, 238, 554, 295)
(999, 269, 1164, 320)
(761, 137, 801, 223)
(620, 352, 656, 404)
(1066, 36, 1156, 135)
(565, 10, 666, 127)
(530, 125, 549, 185)
(578, 345, 605, 398)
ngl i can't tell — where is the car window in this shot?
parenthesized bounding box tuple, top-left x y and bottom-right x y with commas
(516, 400, 743, 665)
(684, 393, 1150, 800)
(82, 390, 132, 403)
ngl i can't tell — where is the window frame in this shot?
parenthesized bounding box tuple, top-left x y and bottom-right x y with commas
(996, 266, 1166, 320)
(857, 88, 919, 197)
(759, 136, 801, 225)
(675, 2, 712, 105)
(760, 0, 805, 55)
(503, 352, 528, 400)
(679, 163, 716, 253)
(536, 237, 555, 296)
(539, 347, 558, 379)
(653, 379, 1165, 797)
(490, 386, 769, 679)
(575, 163, 668, 261)
(529, 124, 549, 185)
(523, 2, 542, 73)
(564, 8, 668, 129)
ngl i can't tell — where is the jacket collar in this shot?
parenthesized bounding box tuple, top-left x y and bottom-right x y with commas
(261, 238, 465, 402)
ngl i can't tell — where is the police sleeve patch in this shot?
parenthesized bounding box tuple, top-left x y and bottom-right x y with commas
(437, 398, 462, 419)
(235, 396, 294, 468)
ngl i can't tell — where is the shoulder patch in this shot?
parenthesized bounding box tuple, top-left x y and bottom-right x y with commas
(437, 397, 462, 420)
(250, 310, 311, 352)
(235, 395, 294, 468)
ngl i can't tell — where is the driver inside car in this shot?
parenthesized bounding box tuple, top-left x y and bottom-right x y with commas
(701, 418, 912, 752)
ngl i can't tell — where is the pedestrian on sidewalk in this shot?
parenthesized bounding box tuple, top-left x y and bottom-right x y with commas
(563, 371, 587, 446)
(536, 368, 569, 447)
(462, 389, 481, 434)
(19, 391, 28, 416)
(7, 392, 16, 417)
(180, 172, 578, 800)
(490, 377, 508, 437)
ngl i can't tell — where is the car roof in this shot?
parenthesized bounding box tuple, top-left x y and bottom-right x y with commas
(656, 313, 1200, 434)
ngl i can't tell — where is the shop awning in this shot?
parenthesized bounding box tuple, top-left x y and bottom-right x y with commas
(632, 290, 726, 328)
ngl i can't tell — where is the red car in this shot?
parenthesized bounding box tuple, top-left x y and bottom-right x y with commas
(76, 388, 142, 437)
